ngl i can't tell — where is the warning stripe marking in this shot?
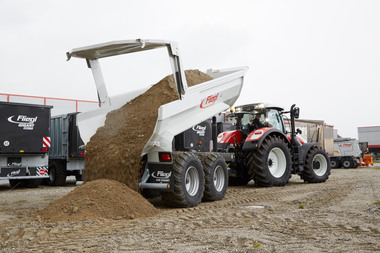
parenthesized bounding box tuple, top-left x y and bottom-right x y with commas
(43, 137, 51, 147)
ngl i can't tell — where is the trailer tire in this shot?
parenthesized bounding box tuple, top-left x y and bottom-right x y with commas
(301, 147, 331, 183)
(248, 135, 292, 187)
(161, 152, 204, 207)
(330, 158, 340, 169)
(9, 179, 25, 188)
(24, 179, 43, 188)
(342, 158, 353, 169)
(48, 160, 67, 186)
(199, 153, 228, 202)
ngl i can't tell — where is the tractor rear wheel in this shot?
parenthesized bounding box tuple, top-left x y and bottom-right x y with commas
(199, 153, 228, 202)
(248, 135, 292, 187)
(161, 152, 204, 207)
(301, 147, 331, 183)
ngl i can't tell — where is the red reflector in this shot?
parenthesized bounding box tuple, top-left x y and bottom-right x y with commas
(159, 153, 172, 161)
(80, 152, 85, 157)
(41, 147, 48, 152)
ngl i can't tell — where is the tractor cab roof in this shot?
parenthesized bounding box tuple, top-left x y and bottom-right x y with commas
(234, 103, 284, 113)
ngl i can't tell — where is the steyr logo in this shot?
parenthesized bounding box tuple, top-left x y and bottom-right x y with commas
(8, 115, 38, 130)
(200, 93, 219, 109)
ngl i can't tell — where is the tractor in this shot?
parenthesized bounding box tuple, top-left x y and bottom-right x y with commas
(217, 103, 331, 186)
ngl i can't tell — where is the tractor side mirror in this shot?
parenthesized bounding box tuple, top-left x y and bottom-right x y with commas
(293, 107, 300, 119)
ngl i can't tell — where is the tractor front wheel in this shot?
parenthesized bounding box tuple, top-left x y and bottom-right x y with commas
(248, 135, 292, 187)
(301, 147, 331, 183)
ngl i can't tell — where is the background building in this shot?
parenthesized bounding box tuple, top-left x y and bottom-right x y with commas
(358, 126, 380, 158)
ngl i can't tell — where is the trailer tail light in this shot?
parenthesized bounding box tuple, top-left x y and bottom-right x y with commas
(159, 152, 172, 162)
(79, 152, 85, 157)
(41, 147, 48, 152)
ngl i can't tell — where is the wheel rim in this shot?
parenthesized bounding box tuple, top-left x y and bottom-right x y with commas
(313, 154, 328, 176)
(268, 147, 287, 178)
(185, 166, 200, 196)
(213, 165, 225, 192)
(343, 161, 350, 167)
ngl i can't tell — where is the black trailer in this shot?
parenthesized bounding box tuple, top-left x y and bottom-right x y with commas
(0, 101, 52, 188)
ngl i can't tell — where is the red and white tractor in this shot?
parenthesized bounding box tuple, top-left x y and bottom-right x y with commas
(218, 103, 331, 186)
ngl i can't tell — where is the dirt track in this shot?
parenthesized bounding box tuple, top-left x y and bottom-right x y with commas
(1, 167, 379, 252)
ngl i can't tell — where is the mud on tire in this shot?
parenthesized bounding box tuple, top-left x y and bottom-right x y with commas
(248, 135, 292, 187)
(161, 152, 204, 207)
(199, 153, 228, 202)
(301, 147, 331, 183)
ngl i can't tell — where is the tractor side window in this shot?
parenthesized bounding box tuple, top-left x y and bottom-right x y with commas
(267, 109, 284, 132)
(240, 114, 253, 131)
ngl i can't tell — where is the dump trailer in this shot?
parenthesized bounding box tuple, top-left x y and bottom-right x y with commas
(0, 102, 51, 188)
(48, 112, 85, 185)
(67, 39, 248, 207)
(330, 138, 361, 168)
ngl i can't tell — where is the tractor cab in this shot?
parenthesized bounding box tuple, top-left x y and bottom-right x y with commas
(232, 103, 286, 137)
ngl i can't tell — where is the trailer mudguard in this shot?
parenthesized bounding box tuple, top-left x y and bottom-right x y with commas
(242, 127, 289, 151)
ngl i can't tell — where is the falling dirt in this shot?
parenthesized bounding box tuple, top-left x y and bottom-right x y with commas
(38, 179, 157, 222)
(83, 69, 213, 191)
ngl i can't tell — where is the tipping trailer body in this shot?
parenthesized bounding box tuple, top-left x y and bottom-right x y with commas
(330, 138, 362, 168)
(67, 39, 248, 192)
(0, 102, 51, 183)
(48, 112, 85, 185)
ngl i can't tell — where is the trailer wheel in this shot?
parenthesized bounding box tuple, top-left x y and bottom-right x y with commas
(352, 159, 359, 168)
(248, 135, 292, 187)
(330, 158, 340, 169)
(161, 152, 204, 207)
(48, 160, 67, 186)
(301, 147, 331, 183)
(199, 153, 228, 202)
(24, 179, 43, 188)
(342, 159, 353, 169)
(9, 179, 25, 188)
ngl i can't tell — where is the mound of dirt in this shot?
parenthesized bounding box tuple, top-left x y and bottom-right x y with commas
(84, 69, 213, 191)
(39, 179, 157, 222)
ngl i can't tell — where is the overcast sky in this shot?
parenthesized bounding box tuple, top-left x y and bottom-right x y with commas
(1, 0, 379, 138)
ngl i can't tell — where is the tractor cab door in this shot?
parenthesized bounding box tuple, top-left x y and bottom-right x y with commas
(267, 109, 286, 133)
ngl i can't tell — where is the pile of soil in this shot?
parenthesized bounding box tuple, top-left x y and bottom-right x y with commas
(39, 179, 157, 222)
(84, 70, 213, 191)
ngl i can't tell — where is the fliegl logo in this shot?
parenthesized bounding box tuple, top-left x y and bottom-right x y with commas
(151, 171, 172, 179)
(8, 115, 38, 130)
(200, 93, 219, 109)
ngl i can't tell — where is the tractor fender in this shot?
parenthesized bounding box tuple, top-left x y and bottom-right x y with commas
(301, 142, 319, 159)
(242, 127, 289, 151)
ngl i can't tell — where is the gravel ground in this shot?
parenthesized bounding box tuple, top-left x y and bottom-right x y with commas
(1, 167, 380, 252)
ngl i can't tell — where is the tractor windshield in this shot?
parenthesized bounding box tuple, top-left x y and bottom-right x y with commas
(236, 109, 285, 134)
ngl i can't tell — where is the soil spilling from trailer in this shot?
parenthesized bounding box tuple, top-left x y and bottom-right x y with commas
(39, 179, 157, 222)
(84, 70, 213, 191)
